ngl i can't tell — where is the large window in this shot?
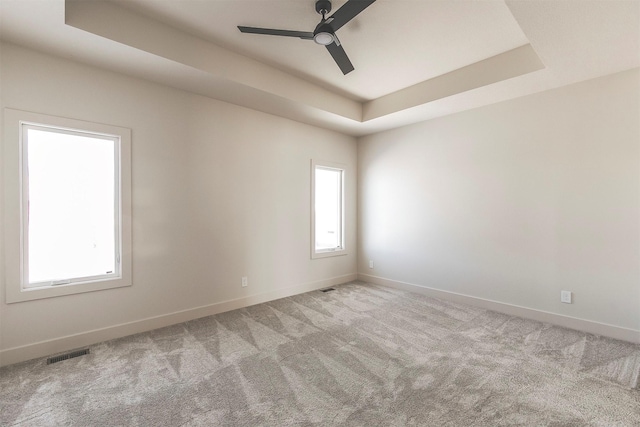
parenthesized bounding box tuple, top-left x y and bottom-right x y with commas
(312, 160, 346, 258)
(23, 125, 120, 288)
(4, 109, 132, 303)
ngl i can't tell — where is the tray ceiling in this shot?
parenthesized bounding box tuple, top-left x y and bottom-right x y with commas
(1, 0, 638, 136)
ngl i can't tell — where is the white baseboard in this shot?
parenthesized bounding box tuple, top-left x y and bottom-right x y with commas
(358, 273, 640, 344)
(0, 273, 357, 367)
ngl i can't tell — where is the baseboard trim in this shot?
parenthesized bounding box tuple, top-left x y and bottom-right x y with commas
(358, 273, 640, 344)
(0, 273, 357, 367)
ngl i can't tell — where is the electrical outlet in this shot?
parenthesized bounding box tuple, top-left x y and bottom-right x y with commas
(242, 277, 248, 287)
(369, 260, 374, 269)
(560, 290, 572, 304)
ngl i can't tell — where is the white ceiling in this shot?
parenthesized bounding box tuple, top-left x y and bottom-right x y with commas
(111, 0, 530, 101)
(1, 0, 639, 136)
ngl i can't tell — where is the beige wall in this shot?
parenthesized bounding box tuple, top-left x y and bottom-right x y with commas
(2, 41, 638, 363)
(358, 69, 640, 333)
(0, 43, 357, 358)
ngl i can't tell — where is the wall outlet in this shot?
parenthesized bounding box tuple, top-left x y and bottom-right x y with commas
(369, 260, 374, 269)
(242, 276, 248, 287)
(560, 290, 572, 304)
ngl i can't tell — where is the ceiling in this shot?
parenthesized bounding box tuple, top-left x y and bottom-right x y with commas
(1, 0, 639, 136)
(111, 0, 531, 101)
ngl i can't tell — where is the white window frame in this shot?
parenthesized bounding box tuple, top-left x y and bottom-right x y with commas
(311, 159, 347, 259)
(3, 109, 132, 303)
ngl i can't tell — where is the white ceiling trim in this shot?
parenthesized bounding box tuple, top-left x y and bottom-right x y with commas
(363, 44, 545, 121)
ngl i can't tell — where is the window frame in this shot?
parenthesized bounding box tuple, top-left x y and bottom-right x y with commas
(3, 109, 132, 303)
(311, 159, 347, 259)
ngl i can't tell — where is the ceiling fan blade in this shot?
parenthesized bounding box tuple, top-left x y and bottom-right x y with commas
(238, 26, 314, 40)
(326, 42, 354, 75)
(328, 0, 376, 31)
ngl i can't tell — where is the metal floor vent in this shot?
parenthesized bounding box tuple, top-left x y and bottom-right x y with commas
(47, 348, 90, 365)
(320, 288, 336, 293)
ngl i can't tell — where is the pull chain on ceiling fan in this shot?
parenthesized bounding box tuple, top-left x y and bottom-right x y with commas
(238, 0, 377, 75)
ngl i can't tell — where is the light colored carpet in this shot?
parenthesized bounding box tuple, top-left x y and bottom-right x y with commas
(1, 281, 639, 426)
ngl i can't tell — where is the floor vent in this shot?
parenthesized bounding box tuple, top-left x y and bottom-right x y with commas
(47, 348, 90, 365)
(320, 288, 336, 293)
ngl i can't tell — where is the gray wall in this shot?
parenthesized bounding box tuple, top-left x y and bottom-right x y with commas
(358, 69, 640, 332)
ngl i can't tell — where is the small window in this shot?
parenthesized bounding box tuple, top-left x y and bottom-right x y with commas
(3, 109, 132, 303)
(312, 160, 346, 258)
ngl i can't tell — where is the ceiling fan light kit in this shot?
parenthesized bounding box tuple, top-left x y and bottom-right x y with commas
(314, 32, 335, 46)
(313, 21, 336, 46)
(238, 0, 377, 75)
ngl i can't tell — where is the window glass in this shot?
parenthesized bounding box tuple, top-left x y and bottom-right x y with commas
(315, 167, 342, 251)
(24, 125, 120, 287)
(312, 161, 346, 258)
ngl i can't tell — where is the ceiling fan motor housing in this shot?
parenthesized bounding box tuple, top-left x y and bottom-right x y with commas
(314, 1, 335, 45)
(315, 0, 332, 16)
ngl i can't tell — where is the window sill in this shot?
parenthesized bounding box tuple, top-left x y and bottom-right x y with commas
(6, 276, 132, 303)
(312, 249, 349, 259)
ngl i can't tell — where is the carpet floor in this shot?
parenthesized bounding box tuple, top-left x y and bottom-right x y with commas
(1, 281, 639, 426)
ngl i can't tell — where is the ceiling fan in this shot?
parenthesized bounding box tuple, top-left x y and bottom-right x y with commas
(238, 0, 376, 75)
